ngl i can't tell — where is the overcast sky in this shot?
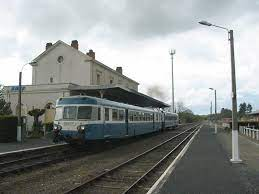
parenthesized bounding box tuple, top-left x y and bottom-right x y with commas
(1, 0, 259, 114)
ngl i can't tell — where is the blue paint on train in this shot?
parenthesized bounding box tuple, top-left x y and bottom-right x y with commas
(54, 96, 179, 144)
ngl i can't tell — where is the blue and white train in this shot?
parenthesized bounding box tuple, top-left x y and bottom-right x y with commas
(53, 96, 178, 143)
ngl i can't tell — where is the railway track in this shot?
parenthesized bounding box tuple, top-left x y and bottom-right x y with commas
(0, 144, 86, 177)
(65, 124, 200, 194)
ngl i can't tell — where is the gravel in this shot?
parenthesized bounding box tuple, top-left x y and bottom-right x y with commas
(0, 126, 189, 194)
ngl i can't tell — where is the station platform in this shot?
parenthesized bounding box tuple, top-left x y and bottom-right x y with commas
(0, 137, 64, 155)
(152, 125, 258, 194)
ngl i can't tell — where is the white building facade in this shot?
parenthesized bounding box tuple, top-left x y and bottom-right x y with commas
(4, 40, 139, 130)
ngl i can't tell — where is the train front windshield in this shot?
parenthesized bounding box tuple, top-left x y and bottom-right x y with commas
(55, 107, 63, 120)
(55, 106, 101, 121)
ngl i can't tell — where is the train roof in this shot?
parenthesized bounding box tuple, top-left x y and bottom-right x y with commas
(57, 95, 159, 113)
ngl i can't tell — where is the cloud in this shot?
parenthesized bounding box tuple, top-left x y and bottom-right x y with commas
(1, 0, 259, 114)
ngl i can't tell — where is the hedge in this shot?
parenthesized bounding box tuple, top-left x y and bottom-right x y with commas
(0, 116, 17, 142)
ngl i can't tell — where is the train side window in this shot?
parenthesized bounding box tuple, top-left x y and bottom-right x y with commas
(92, 107, 101, 120)
(98, 108, 101, 120)
(129, 111, 133, 121)
(141, 112, 144, 121)
(112, 109, 118, 121)
(138, 112, 142, 121)
(137, 112, 141, 121)
(133, 112, 137, 121)
(147, 113, 150, 121)
(105, 108, 109, 121)
(119, 110, 124, 121)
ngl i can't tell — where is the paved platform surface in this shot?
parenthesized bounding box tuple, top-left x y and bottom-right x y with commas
(158, 125, 258, 194)
(0, 137, 62, 154)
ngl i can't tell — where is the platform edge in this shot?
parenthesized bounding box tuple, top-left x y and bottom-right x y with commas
(147, 125, 202, 194)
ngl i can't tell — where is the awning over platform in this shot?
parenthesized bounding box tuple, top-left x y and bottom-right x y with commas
(69, 84, 169, 108)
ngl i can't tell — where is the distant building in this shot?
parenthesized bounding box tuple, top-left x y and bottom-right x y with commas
(4, 40, 139, 130)
(247, 110, 259, 121)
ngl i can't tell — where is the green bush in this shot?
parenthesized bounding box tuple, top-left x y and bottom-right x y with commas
(45, 122, 53, 132)
(0, 116, 17, 142)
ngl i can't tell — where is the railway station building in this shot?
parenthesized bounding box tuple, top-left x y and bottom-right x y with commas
(4, 40, 168, 131)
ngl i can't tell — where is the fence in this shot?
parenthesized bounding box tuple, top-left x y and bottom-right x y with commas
(239, 126, 259, 141)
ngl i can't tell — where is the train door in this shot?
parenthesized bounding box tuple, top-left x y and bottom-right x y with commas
(153, 113, 155, 131)
(125, 109, 129, 135)
(162, 113, 165, 130)
(103, 107, 111, 139)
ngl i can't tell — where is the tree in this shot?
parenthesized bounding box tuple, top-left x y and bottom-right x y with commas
(176, 101, 187, 113)
(247, 104, 252, 113)
(175, 101, 203, 123)
(220, 108, 232, 118)
(0, 85, 12, 115)
(28, 108, 45, 131)
(239, 102, 247, 117)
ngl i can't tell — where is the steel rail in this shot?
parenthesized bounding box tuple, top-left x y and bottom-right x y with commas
(122, 126, 199, 193)
(65, 124, 200, 194)
(0, 125, 187, 178)
(0, 147, 86, 177)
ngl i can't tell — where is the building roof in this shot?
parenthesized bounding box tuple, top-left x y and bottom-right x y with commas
(32, 40, 139, 85)
(4, 83, 169, 108)
(248, 110, 259, 115)
(69, 84, 169, 108)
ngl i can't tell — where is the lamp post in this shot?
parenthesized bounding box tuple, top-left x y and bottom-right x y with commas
(199, 20, 241, 163)
(210, 101, 212, 125)
(17, 61, 37, 142)
(169, 49, 176, 113)
(209, 88, 217, 133)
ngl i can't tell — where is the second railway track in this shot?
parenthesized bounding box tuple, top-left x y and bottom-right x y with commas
(65, 124, 201, 194)
(0, 144, 89, 177)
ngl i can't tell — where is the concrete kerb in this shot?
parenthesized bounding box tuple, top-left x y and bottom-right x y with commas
(0, 142, 66, 156)
(147, 125, 202, 194)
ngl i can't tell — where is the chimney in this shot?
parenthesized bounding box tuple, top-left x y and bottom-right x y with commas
(45, 42, 52, 50)
(87, 49, 95, 59)
(71, 40, 78, 50)
(116, 67, 123, 74)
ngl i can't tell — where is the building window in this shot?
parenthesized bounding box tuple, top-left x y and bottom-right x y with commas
(97, 74, 101, 85)
(110, 79, 113, 84)
(50, 77, 53, 83)
(57, 56, 64, 63)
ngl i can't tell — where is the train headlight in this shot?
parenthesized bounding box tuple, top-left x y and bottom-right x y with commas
(77, 125, 85, 133)
(53, 124, 62, 131)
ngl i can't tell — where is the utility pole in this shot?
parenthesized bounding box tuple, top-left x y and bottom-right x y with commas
(199, 20, 241, 163)
(229, 30, 241, 163)
(210, 101, 212, 124)
(170, 49, 176, 113)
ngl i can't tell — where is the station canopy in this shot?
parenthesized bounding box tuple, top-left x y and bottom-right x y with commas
(69, 85, 169, 108)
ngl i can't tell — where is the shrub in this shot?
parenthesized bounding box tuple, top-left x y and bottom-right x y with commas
(0, 116, 17, 142)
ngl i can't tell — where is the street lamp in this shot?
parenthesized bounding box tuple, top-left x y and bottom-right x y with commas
(17, 61, 37, 142)
(209, 87, 217, 133)
(199, 20, 241, 163)
(169, 49, 176, 113)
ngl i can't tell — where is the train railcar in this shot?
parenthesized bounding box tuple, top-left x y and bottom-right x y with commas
(53, 96, 178, 143)
(163, 112, 179, 129)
